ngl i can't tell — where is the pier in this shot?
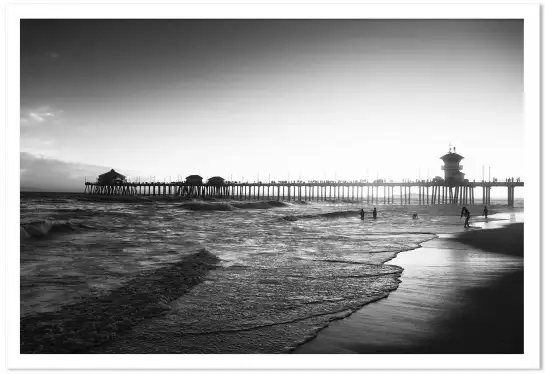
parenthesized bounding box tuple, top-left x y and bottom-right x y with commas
(83, 180, 523, 206)
(85, 149, 523, 206)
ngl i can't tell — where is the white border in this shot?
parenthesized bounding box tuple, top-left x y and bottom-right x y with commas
(6, 2, 541, 370)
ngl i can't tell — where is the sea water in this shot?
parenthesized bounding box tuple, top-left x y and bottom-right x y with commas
(19, 193, 522, 353)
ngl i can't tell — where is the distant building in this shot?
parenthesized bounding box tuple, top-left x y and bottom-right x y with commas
(207, 176, 225, 186)
(440, 148, 465, 185)
(185, 175, 203, 185)
(97, 169, 126, 185)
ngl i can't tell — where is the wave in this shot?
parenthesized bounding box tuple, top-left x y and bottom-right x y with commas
(53, 208, 86, 213)
(202, 197, 218, 202)
(76, 196, 157, 203)
(20, 249, 219, 353)
(181, 202, 235, 211)
(20, 220, 91, 240)
(283, 215, 299, 222)
(340, 199, 359, 204)
(369, 231, 440, 236)
(264, 201, 289, 207)
(231, 201, 288, 209)
(181, 200, 289, 211)
(283, 210, 359, 221)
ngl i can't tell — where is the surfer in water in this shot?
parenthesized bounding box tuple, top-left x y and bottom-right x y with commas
(463, 208, 471, 228)
(360, 209, 365, 220)
(412, 213, 419, 219)
(483, 205, 488, 219)
(372, 207, 377, 220)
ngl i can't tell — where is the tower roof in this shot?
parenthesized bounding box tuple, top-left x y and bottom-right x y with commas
(440, 152, 464, 162)
(98, 169, 126, 180)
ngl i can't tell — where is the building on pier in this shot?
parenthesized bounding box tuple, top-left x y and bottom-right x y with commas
(97, 169, 126, 185)
(207, 176, 225, 186)
(440, 148, 465, 185)
(185, 175, 203, 185)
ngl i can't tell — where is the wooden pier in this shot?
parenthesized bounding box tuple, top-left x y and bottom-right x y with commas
(84, 180, 523, 206)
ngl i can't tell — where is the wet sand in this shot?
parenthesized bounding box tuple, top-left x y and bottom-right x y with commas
(456, 222, 523, 257)
(295, 223, 524, 354)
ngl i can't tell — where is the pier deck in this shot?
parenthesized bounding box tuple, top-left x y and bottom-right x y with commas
(84, 181, 523, 206)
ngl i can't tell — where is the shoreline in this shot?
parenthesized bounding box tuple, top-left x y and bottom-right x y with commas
(294, 221, 524, 354)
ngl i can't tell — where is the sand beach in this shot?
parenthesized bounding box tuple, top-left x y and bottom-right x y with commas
(295, 221, 524, 354)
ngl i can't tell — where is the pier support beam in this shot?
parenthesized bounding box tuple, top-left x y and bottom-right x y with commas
(507, 186, 515, 207)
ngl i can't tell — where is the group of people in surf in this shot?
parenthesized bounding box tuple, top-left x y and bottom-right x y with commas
(359, 205, 489, 228)
(360, 207, 377, 220)
(359, 207, 417, 221)
(460, 205, 489, 228)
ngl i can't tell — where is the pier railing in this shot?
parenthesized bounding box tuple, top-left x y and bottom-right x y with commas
(84, 180, 523, 206)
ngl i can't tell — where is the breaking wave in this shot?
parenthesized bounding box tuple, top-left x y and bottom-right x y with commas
(20, 220, 86, 240)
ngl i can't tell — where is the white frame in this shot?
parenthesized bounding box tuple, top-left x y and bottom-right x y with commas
(6, 2, 540, 370)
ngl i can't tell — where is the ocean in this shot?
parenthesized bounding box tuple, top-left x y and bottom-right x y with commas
(19, 193, 523, 353)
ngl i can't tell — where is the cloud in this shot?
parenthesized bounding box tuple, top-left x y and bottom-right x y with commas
(20, 106, 63, 125)
(20, 152, 137, 192)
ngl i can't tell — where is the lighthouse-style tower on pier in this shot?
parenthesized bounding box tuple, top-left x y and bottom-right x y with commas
(440, 146, 465, 185)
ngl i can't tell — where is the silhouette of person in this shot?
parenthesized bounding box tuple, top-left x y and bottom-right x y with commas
(460, 206, 468, 218)
(360, 209, 365, 220)
(464, 209, 471, 228)
(483, 205, 488, 219)
(372, 207, 377, 219)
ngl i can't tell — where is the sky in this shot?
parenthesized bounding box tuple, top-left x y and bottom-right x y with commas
(20, 19, 524, 192)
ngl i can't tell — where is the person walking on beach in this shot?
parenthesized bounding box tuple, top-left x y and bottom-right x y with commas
(372, 207, 377, 219)
(360, 209, 365, 220)
(464, 209, 471, 228)
(460, 206, 468, 218)
(483, 205, 488, 219)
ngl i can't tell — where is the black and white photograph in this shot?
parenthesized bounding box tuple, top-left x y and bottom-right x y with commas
(5, 2, 540, 370)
